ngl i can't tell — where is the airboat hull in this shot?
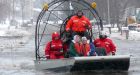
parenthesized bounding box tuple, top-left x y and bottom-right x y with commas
(34, 58, 75, 70)
(34, 55, 130, 71)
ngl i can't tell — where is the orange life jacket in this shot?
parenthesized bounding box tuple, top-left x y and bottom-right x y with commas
(73, 42, 90, 56)
(80, 43, 90, 56)
(74, 42, 82, 55)
(66, 15, 92, 32)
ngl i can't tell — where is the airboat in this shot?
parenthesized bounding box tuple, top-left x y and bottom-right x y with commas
(34, 0, 130, 72)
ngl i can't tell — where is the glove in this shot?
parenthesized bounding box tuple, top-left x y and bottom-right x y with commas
(112, 51, 115, 55)
(46, 55, 50, 59)
(84, 24, 91, 30)
(84, 24, 89, 29)
(64, 52, 69, 58)
(87, 52, 90, 56)
(93, 52, 97, 56)
(66, 28, 70, 32)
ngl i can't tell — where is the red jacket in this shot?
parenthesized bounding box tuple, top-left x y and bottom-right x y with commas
(66, 15, 92, 32)
(45, 40, 64, 59)
(94, 38, 116, 54)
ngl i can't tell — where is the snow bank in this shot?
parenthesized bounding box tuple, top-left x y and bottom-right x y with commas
(111, 28, 118, 33)
(110, 32, 126, 40)
(0, 31, 6, 36)
(110, 30, 140, 41)
(0, 24, 9, 29)
(129, 31, 140, 40)
(5, 29, 31, 37)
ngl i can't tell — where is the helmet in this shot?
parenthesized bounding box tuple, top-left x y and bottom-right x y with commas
(99, 31, 108, 39)
(100, 31, 108, 35)
(52, 32, 60, 40)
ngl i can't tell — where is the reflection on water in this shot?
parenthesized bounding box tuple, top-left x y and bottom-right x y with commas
(37, 70, 129, 75)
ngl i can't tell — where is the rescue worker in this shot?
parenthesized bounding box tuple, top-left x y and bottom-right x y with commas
(65, 10, 92, 37)
(45, 32, 65, 59)
(69, 35, 82, 57)
(94, 31, 116, 55)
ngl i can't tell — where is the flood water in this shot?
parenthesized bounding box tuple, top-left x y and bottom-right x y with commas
(0, 37, 140, 75)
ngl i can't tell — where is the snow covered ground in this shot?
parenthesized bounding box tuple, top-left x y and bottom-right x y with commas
(129, 31, 140, 40)
(103, 28, 140, 41)
(111, 31, 140, 41)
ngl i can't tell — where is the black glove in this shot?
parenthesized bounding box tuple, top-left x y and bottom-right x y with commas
(64, 52, 70, 58)
(84, 24, 89, 29)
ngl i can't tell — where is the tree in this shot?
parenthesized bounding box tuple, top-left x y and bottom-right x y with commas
(0, 0, 11, 23)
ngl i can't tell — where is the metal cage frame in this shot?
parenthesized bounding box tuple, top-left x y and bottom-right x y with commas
(35, 0, 103, 60)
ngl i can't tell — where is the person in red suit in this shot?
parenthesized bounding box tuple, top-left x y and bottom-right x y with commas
(45, 32, 65, 59)
(65, 10, 92, 37)
(94, 31, 116, 55)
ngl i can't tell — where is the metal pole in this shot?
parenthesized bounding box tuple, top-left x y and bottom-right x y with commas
(21, 0, 24, 25)
(107, 0, 110, 24)
(12, 0, 15, 20)
(107, 0, 111, 34)
(126, 30, 129, 39)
